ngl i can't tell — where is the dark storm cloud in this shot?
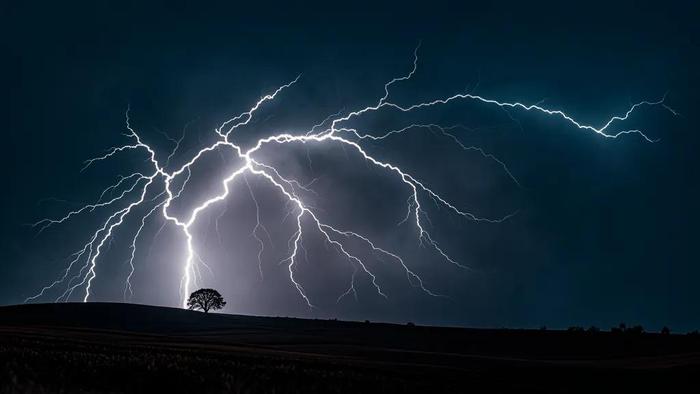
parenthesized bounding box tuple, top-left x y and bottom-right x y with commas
(1, 1, 698, 331)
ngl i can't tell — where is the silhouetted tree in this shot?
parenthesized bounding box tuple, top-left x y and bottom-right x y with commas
(587, 326, 600, 333)
(187, 288, 226, 313)
(661, 326, 671, 335)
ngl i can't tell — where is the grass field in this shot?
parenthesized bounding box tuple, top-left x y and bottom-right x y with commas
(1, 303, 698, 393)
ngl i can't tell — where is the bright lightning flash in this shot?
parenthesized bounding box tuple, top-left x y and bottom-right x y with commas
(26, 49, 672, 309)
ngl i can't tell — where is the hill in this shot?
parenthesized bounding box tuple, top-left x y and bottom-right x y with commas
(1, 303, 699, 393)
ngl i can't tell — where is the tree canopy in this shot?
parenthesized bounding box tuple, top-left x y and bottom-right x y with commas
(187, 288, 226, 313)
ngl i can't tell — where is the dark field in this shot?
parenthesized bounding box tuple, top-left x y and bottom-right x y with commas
(1, 304, 698, 393)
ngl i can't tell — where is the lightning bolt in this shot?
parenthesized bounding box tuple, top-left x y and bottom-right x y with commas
(26, 46, 674, 310)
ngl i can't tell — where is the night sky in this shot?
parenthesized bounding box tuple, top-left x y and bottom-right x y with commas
(2, 1, 698, 331)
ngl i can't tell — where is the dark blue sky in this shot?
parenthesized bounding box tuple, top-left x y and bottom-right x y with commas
(1, 1, 698, 331)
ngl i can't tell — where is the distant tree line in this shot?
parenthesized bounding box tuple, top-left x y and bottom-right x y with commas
(559, 323, 700, 336)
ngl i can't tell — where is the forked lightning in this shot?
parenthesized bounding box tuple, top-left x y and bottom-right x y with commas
(26, 48, 672, 309)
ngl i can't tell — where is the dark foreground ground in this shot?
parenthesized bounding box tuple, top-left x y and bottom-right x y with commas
(0, 304, 699, 393)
